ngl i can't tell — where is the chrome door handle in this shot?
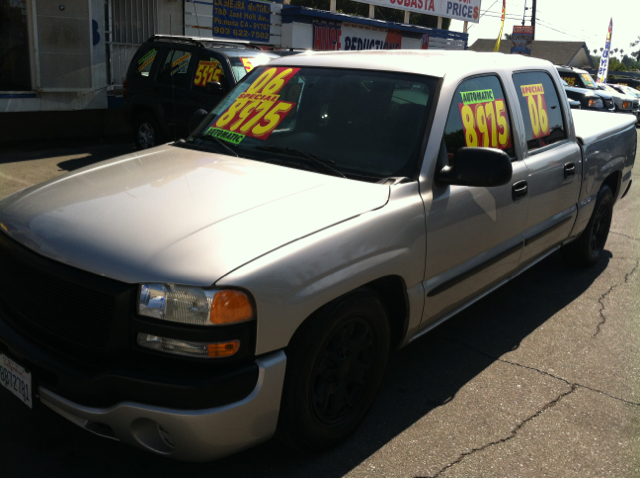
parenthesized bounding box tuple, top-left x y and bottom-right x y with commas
(512, 180, 528, 201)
(564, 163, 576, 179)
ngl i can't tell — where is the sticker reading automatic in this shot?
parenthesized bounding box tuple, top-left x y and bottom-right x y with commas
(461, 89, 495, 105)
(458, 89, 511, 150)
(204, 127, 245, 145)
(212, 67, 301, 142)
(519, 83, 550, 140)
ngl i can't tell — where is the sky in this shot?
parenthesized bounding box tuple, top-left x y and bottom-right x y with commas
(448, 0, 639, 58)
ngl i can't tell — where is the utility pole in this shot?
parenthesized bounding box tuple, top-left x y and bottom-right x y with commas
(531, 0, 537, 39)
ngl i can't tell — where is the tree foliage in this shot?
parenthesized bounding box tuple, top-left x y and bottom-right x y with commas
(289, 0, 451, 29)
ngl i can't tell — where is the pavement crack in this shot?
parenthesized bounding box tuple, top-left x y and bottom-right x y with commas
(440, 336, 640, 405)
(610, 231, 640, 242)
(430, 383, 576, 477)
(592, 259, 639, 337)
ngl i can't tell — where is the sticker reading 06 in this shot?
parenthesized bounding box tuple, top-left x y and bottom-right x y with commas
(207, 67, 301, 143)
(458, 89, 512, 150)
(520, 83, 550, 140)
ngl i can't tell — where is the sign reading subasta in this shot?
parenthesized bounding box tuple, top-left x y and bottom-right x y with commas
(350, 0, 482, 23)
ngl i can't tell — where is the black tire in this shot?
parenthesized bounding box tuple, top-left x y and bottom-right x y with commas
(561, 185, 614, 267)
(277, 290, 390, 452)
(134, 112, 163, 150)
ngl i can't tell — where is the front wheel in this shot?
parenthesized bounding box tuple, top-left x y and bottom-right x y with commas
(277, 290, 390, 452)
(561, 185, 614, 267)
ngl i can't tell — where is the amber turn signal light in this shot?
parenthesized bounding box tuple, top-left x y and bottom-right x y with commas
(207, 340, 240, 358)
(210, 290, 253, 324)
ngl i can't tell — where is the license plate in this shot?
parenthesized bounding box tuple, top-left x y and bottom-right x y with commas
(0, 354, 33, 409)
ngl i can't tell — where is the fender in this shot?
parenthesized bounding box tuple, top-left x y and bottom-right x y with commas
(216, 182, 427, 355)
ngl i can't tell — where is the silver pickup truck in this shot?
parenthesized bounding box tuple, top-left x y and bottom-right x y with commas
(0, 51, 636, 461)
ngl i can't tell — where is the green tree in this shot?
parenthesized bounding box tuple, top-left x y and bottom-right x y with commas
(631, 36, 640, 62)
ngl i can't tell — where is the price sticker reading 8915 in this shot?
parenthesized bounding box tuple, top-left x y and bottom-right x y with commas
(204, 67, 301, 145)
(458, 89, 512, 150)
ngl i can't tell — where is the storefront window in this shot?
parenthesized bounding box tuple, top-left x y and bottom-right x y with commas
(0, 0, 31, 91)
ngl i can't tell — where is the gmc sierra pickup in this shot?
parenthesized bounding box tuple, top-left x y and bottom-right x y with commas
(0, 51, 636, 461)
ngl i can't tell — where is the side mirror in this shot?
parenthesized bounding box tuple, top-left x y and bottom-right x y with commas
(189, 109, 209, 134)
(437, 147, 512, 187)
(206, 81, 226, 94)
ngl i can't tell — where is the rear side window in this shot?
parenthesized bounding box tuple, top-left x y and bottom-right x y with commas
(512, 71, 567, 151)
(157, 49, 193, 88)
(134, 46, 157, 78)
(192, 55, 227, 91)
(443, 75, 515, 158)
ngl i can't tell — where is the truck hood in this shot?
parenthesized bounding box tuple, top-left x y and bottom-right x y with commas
(0, 145, 389, 285)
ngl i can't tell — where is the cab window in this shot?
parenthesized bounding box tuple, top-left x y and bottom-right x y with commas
(512, 71, 567, 152)
(443, 75, 515, 159)
(157, 49, 193, 89)
(192, 54, 227, 91)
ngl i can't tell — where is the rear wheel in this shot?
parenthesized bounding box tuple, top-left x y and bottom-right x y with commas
(561, 185, 614, 267)
(278, 290, 390, 452)
(134, 112, 163, 150)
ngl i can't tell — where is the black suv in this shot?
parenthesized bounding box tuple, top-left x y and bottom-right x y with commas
(124, 35, 281, 149)
(555, 65, 616, 113)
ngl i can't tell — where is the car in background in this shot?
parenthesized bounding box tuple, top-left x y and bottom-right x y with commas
(594, 83, 637, 117)
(556, 65, 616, 112)
(123, 35, 281, 149)
(608, 77, 640, 93)
(561, 78, 609, 112)
(607, 83, 640, 124)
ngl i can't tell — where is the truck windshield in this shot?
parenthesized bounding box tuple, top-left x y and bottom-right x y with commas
(186, 66, 438, 182)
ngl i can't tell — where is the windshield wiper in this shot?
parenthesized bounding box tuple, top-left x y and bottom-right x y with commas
(255, 146, 346, 179)
(191, 134, 240, 158)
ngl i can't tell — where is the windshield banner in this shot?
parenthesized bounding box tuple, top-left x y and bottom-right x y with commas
(207, 67, 300, 142)
(350, 0, 481, 24)
(597, 18, 613, 83)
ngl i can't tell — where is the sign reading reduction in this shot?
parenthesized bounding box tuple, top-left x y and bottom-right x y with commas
(213, 0, 271, 43)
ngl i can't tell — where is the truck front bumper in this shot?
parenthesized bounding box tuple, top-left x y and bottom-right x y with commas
(37, 350, 286, 462)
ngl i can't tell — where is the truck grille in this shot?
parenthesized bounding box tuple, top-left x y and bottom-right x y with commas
(0, 234, 129, 350)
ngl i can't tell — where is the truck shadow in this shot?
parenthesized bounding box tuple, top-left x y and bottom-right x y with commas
(80, 249, 610, 477)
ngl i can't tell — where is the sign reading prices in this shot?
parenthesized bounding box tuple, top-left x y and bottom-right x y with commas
(350, 0, 482, 23)
(212, 0, 271, 43)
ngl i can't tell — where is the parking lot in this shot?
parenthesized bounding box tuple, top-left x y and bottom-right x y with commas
(0, 136, 639, 477)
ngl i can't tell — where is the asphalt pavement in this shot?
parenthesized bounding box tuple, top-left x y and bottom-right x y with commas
(0, 136, 638, 477)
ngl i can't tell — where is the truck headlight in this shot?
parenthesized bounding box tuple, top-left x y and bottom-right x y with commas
(588, 98, 603, 109)
(138, 284, 253, 326)
(623, 101, 630, 109)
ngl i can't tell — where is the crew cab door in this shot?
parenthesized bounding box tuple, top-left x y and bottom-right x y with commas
(420, 74, 529, 327)
(511, 71, 582, 265)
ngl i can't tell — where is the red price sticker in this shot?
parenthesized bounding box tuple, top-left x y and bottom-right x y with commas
(194, 60, 223, 87)
(519, 83, 550, 140)
(458, 89, 512, 150)
(211, 67, 300, 142)
(241, 58, 254, 73)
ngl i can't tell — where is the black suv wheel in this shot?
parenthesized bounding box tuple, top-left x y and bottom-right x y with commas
(134, 112, 163, 150)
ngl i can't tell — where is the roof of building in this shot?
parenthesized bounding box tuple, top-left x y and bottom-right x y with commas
(468, 40, 595, 69)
